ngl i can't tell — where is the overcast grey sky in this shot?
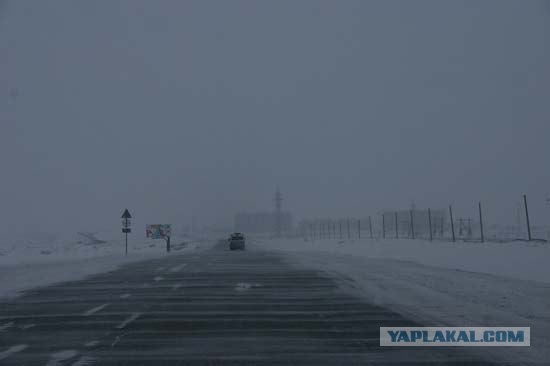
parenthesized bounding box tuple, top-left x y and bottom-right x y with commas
(1, 0, 549, 237)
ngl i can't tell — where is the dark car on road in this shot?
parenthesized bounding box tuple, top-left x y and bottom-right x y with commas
(228, 232, 245, 250)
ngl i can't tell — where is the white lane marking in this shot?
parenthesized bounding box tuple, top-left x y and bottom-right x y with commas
(45, 350, 78, 366)
(20, 324, 35, 330)
(0, 344, 28, 361)
(84, 340, 99, 347)
(234, 283, 262, 291)
(170, 263, 187, 272)
(71, 356, 96, 366)
(111, 333, 127, 347)
(156, 266, 165, 271)
(83, 303, 109, 316)
(142, 283, 151, 288)
(171, 284, 182, 290)
(116, 313, 141, 329)
(119, 293, 131, 299)
(153, 276, 163, 282)
(0, 321, 14, 332)
(111, 336, 121, 347)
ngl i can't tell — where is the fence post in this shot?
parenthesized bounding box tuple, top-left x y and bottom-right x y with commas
(395, 212, 399, 238)
(523, 194, 532, 241)
(369, 216, 373, 239)
(428, 208, 433, 241)
(478, 202, 484, 243)
(410, 210, 415, 239)
(382, 214, 386, 239)
(449, 205, 456, 242)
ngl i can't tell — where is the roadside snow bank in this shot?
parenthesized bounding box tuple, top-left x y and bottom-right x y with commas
(0, 233, 211, 299)
(252, 238, 550, 364)
(253, 237, 550, 283)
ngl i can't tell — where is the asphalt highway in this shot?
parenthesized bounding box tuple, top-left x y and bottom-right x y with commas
(0, 241, 496, 365)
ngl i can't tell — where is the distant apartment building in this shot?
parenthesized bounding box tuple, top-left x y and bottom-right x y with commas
(234, 212, 293, 234)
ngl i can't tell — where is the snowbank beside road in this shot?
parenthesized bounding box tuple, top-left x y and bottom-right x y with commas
(252, 238, 550, 364)
(254, 237, 550, 283)
(0, 233, 211, 299)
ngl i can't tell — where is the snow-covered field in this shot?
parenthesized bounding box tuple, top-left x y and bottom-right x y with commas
(0, 231, 212, 299)
(251, 238, 550, 364)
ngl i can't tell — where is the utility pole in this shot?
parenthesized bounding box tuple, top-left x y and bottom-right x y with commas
(524, 194, 532, 241)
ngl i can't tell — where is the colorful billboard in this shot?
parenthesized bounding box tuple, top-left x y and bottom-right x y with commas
(146, 224, 171, 239)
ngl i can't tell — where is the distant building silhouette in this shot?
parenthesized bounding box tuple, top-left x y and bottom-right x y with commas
(234, 211, 293, 234)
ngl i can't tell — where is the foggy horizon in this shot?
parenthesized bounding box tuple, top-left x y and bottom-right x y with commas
(1, 0, 549, 238)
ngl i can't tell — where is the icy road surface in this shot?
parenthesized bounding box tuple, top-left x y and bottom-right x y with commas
(0, 242, 499, 365)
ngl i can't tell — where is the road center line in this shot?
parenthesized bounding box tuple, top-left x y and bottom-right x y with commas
(119, 293, 131, 299)
(153, 276, 163, 282)
(83, 303, 109, 316)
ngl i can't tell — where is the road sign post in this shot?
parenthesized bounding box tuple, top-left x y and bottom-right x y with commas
(121, 209, 132, 255)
